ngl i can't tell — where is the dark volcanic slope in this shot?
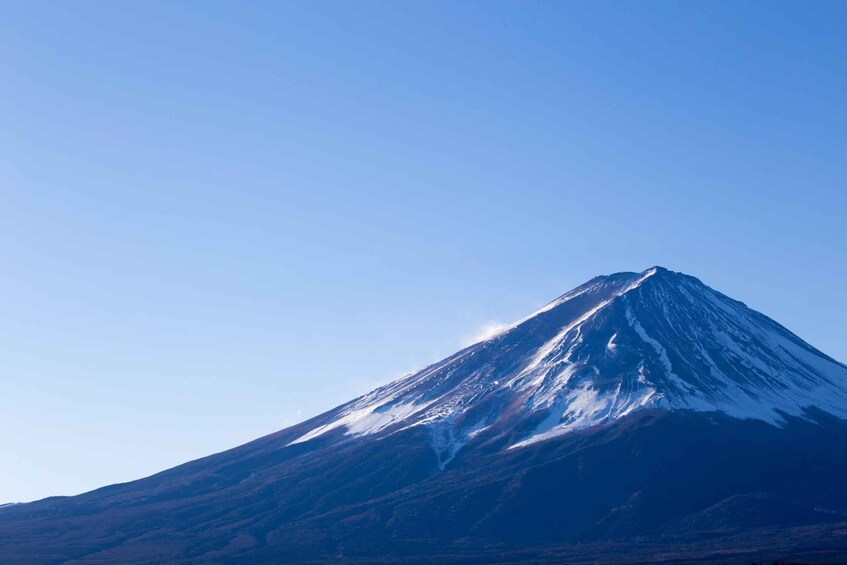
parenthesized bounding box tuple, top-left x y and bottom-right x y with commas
(2, 267, 847, 564)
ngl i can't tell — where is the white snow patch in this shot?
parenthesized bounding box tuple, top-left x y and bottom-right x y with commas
(288, 400, 436, 445)
(512, 383, 662, 448)
(431, 419, 490, 470)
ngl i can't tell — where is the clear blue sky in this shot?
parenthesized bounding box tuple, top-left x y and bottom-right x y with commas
(2, 1, 845, 503)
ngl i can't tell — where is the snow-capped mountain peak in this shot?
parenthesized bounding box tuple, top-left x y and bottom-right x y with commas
(289, 267, 847, 453)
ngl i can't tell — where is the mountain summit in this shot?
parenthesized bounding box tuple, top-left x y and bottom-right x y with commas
(2, 267, 847, 564)
(292, 266, 847, 455)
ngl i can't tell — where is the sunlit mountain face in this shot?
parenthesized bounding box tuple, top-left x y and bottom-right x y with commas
(3, 267, 847, 564)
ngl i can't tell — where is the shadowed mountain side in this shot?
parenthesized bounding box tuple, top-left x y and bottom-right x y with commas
(3, 411, 847, 563)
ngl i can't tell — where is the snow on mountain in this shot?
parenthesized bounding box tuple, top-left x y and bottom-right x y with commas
(289, 267, 847, 453)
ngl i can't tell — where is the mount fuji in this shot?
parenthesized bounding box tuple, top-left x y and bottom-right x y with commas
(289, 266, 847, 453)
(3, 267, 847, 564)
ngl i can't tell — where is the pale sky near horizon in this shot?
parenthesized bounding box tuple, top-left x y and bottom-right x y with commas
(3, 1, 846, 503)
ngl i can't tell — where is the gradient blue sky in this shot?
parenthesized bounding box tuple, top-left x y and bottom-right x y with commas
(3, 1, 846, 503)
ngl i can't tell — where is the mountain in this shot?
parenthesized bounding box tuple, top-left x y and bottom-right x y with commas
(290, 266, 847, 453)
(2, 267, 847, 564)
